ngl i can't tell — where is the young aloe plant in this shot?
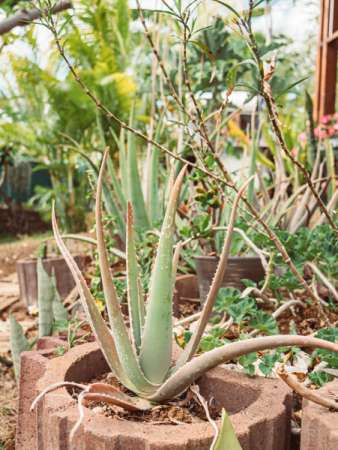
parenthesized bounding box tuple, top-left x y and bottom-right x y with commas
(37, 257, 68, 337)
(39, 149, 338, 445)
(10, 259, 68, 380)
(9, 315, 30, 379)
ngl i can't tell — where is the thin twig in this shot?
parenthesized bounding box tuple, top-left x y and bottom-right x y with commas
(277, 365, 338, 411)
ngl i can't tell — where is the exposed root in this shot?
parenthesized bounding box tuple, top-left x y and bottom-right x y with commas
(190, 384, 219, 449)
(277, 365, 338, 411)
(30, 382, 87, 412)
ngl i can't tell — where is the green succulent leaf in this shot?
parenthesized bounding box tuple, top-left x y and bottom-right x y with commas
(212, 409, 243, 450)
(37, 258, 54, 337)
(140, 166, 187, 384)
(9, 315, 30, 380)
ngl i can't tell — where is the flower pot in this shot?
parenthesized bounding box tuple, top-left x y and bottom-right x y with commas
(300, 379, 338, 450)
(173, 274, 200, 317)
(195, 256, 265, 302)
(18, 342, 292, 450)
(16, 255, 89, 307)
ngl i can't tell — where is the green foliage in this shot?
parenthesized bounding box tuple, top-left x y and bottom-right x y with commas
(9, 315, 30, 380)
(310, 328, 338, 387)
(199, 327, 228, 353)
(37, 258, 69, 337)
(213, 409, 243, 450)
(214, 287, 278, 333)
(252, 224, 338, 293)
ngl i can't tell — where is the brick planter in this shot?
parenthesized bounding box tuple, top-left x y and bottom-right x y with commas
(17, 342, 292, 450)
(300, 379, 338, 450)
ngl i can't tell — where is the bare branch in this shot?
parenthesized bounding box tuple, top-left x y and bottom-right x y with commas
(0, 0, 72, 36)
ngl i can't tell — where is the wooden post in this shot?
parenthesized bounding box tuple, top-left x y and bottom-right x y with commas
(314, 0, 338, 121)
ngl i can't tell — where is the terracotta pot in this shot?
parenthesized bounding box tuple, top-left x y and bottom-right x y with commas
(300, 379, 338, 450)
(195, 256, 265, 301)
(16, 255, 89, 307)
(17, 342, 292, 450)
(173, 274, 200, 317)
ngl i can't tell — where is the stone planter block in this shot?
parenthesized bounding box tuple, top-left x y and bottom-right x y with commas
(15, 342, 293, 450)
(300, 380, 338, 450)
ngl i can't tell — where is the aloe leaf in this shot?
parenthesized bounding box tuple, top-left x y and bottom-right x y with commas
(111, 127, 128, 198)
(175, 178, 252, 369)
(52, 205, 147, 395)
(212, 409, 243, 450)
(151, 335, 338, 402)
(51, 273, 68, 323)
(88, 159, 126, 242)
(37, 258, 54, 337)
(127, 109, 150, 230)
(9, 315, 30, 380)
(146, 118, 164, 226)
(95, 150, 157, 394)
(126, 202, 143, 352)
(107, 151, 127, 211)
(140, 166, 187, 384)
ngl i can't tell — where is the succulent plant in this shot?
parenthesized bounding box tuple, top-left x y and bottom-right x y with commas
(9, 258, 68, 380)
(49, 149, 338, 411)
(9, 315, 30, 379)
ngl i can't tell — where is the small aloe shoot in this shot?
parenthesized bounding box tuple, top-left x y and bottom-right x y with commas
(212, 409, 243, 450)
(37, 257, 55, 337)
(37, 259, 68, 337)
(42, 150, 338, 446)
(9, 315, 30, 379)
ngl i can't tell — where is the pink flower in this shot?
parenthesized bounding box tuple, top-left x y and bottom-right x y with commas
(298, 132, 307, 143)
(321, 115, 330, 124)
(291, 147, 298, 157)
(334, 123, 338, 131)
(314, 127, 327, 139)
(327, 127, 335, 136)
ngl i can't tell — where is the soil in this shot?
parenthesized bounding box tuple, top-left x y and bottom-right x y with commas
(0, 235, 48, 279)
(0, 363, 16, 450)
(81, 372, 221, 425)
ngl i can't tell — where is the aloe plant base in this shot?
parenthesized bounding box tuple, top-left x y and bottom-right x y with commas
(19, 342, 293, 450)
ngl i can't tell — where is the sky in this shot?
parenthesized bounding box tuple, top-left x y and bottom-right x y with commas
(129, 0, 319, 47)
(0, 0, 319, 87)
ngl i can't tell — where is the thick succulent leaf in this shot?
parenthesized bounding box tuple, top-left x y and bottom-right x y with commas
(175, 178, 252, 369)
(9, 314, 29, 380)
(111, 127, 128, 198)
(89, 160, 126, 242)
(212, 409, 243, 450)
(127, 110, 150, 230)
(95, 150, 157, 394)
(37, 258, 54, 337)
(52, 205, 141, 394)
(51, 275, 68, 323)
(140, 166, 187, 384)
(107, 151, 127, 211)
(87, 383, 152, 411)
(146, 118, 164, 226)
(126, 202, 144, 352)
(150, 335, 338, 402)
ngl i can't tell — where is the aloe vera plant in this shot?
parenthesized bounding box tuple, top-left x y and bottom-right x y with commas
(41, 148, 338, 420)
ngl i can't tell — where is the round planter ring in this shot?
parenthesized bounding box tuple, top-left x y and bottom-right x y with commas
(33, 342, 292, 450)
